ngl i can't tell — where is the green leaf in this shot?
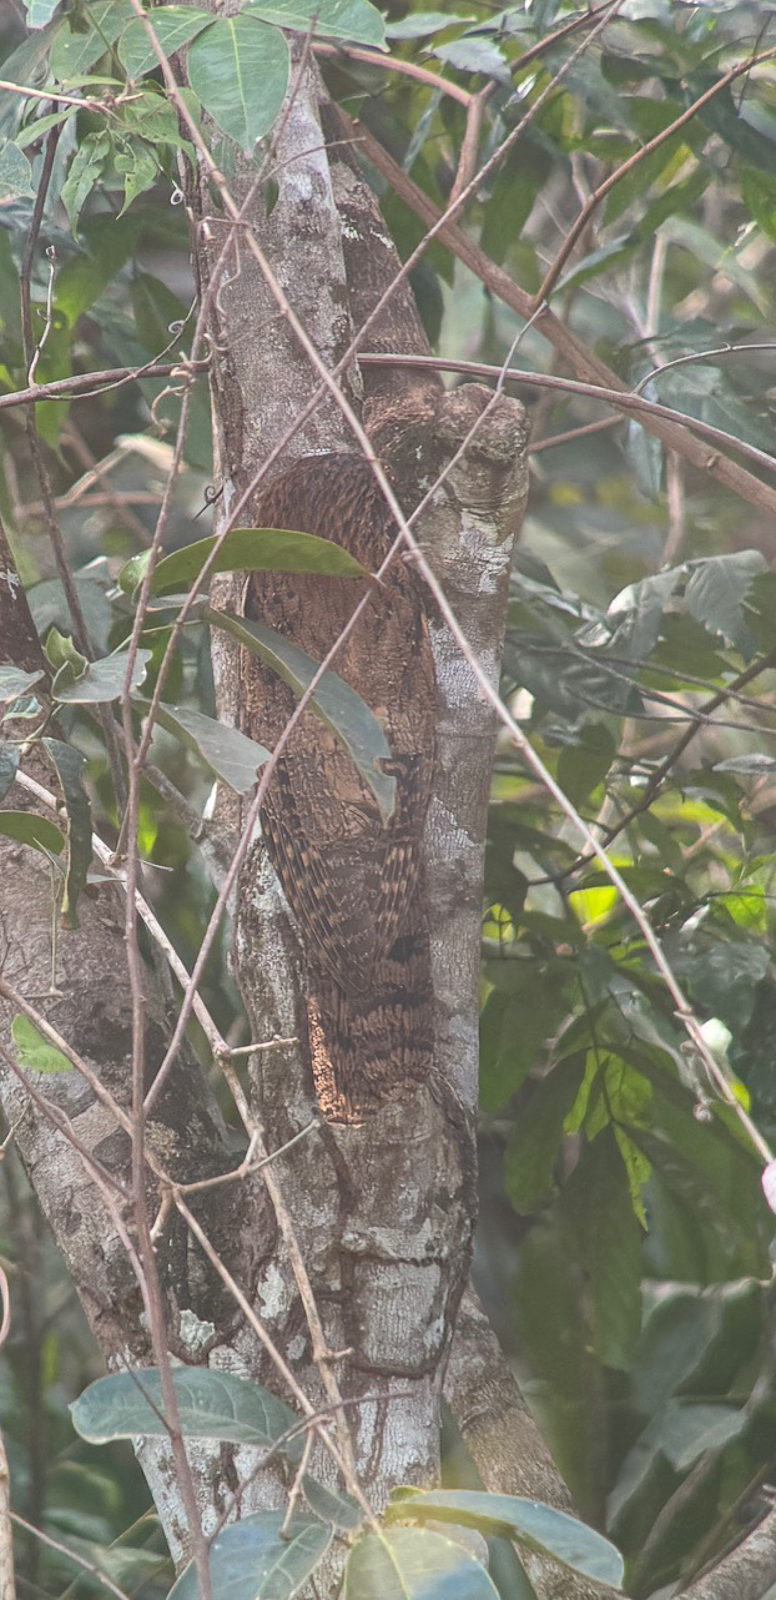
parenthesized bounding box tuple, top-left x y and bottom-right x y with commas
(434, 36, 509, 81)
(479, 970, 570, 1112)
(301, 1475, 362, 1532)
(23, 0, 60, 26)
(52, 648, 151, 704)
(114, 141, 159, 216)
(168, 1513, 331, 1600)
(560, 1128, 643, 1369)
(71, 1368, 302, 1456)
(11, 1014, 73, 1074)
(206, 608, 396, 821)
(45, 626, 88, 681)
(741, 164, 776, 244)
(118, 7, 212, 78)
(343, 1528, 500, 1600)
(0, 747, 20, 802)
(657, 1400, 748, 1471)
(386, 1492, 624, 1588)
(15, 106, 76, 150)
(50, 1, 137, 79)
(140, 700, 270, 794)
(142, 525, 369, 597)
(43, 739, 92, 927)
(187, 17, 289, 153)
(684, 551, 766, 655)
(119, 550, 152, 596)
(0, 141, 34, 198)
(244, 0, 385, 47)
(61, 130, 112, 231)
(504, 1056, 587, 1212)
(131, 271, 189, 355)
(557, 722, 615, 806)
(55, 213, 138, 323)
(0, 810, 65, 856)
(0, 666, 44, 702)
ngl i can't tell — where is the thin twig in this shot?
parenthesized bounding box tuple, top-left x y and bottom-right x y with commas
(349, 115, 776, 518)
(10, 1511, 133, 1600)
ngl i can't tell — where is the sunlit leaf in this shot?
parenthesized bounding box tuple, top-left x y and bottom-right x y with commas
(11, 1014, 73, 1074)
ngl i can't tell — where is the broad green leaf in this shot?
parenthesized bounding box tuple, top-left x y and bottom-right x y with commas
(71, 1368, 302, 1457)
(187, 17, 289, 153)
(43, 739, 92, 927)
(168, 1513, 331, 1600)
(343, 1527, 500, 1600)
(55, 214, 139, 323)
(0, 141, 34, 199)
(0, 810, 65, 856)
(23, 0, 60, 26)
(53, 648, 151, 704)
(657, 1400, 748, 1471)
(386, 1492, 624, 1588)
(244, 0, 385, 46)
(114, 86, 187, 146)
(11, 1014, 73, 1074)
(557, 722, 615, 806)
(206, 609, 396, 821)
(131, 271, 189, 356)
(556, 236, 638, 295)
(15, 107, 76, 149)
(434, 36, 510, 81)
(741, 164, 776, 244)
(61, 130, 112, 231)
(684, 551, 766, 655)
(140, 700, 270, 793)
(0, 666, 44, 702)
(301, 1475, 362, 1531)
(50, 1, 136, 79)
(479, 970, 571, 1113)
(0, 747, 20, 802)
(385, 12, 456, 37)
(504, 1056, 587, 1211)
(143, 526, 368, 597)
(118, 7, 212, 78)
(115, 142, 159, 216)
(119, 550, 152, 596)
(560, 1128, 643, 1369)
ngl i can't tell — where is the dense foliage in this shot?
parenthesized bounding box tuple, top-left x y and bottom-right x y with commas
(2, 0, 776, 1595)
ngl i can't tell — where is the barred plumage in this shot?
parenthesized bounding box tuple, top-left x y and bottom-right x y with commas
(238, 455, 436, 1122)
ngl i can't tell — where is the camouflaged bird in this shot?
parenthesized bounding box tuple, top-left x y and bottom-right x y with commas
(239, 454, 436, 1123)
